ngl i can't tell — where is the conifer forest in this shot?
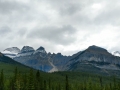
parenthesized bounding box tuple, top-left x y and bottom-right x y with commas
(0, 68, 120, 90)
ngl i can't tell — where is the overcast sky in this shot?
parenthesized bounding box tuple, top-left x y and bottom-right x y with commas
(0, 0, 120, 55)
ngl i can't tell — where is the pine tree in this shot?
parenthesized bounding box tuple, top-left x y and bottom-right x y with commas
(99, 76, 103, 90)
(13, 68, 23, 90)
(0, 70, 4, 90)
(58, 83, 61, 90)
(14, 67, 18, 81)
(28, 69, 35, 90)
(22, 73, 27, 90)
(9, 78, 15, 90)
(44, 80, 47, 90)
(35, 70, 41, 90)
(65, 75, 69, 90)
(48, 78, 51, 90)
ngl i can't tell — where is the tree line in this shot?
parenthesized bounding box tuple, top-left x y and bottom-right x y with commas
(0, 68, 120, 90)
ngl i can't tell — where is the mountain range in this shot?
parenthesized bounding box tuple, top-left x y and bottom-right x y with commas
(2, 45, 120, 76)
(2, 46, 70, 72)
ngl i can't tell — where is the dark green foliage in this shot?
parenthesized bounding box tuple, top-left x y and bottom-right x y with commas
(0, 70, 4, 90)
(0, 68, 120, 90)
(35, 70, 41, 90)
(28, 69, 35, 90)
(65, 75, 69, 90)
(48, 78, 51, 90)
(44, 80, 47, 90)
(99, 76, 103, 89)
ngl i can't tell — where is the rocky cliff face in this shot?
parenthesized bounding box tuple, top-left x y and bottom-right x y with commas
(2, 45, 120, 74)
(14, 46, 70, 72)
(47, 53, 71, 71)
(65, 45, 120, 74)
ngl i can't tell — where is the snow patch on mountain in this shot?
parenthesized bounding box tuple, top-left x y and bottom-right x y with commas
(2, 47, 20, 58)
(2, 47, 20, 54)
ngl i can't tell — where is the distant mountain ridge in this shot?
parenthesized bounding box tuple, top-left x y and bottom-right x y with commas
(2, 45, 120, 75)
(65, 45, 120, 75)
(5, 46, 70, 72)
(2, 47, 20, 58)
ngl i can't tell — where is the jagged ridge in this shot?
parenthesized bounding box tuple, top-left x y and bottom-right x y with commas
(2, 45, 120, 75)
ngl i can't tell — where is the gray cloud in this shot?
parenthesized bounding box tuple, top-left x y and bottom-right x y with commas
(93, 2, 120, 25)
(0, 0, 120, 55)
(28, 25, 77, 45)
(16, 28, 28, 37)
(0, 0, 29, 14)
(59, 4, 80, 16)
(43, 0, 83, 16)
(0, 26, 11, 35)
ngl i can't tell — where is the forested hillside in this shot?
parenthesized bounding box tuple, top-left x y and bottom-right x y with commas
(0, 68, 120, 90)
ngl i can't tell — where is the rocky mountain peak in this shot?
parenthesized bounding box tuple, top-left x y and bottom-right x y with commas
(56, 53, 62, 56)
(87, 45, 108, 53)
(48, 52, 51, 55)
(3, 47, 20, 54)
(34, 46, 46, 54)
(21, 46, 35, 53)
(2, 47, 20, 58)
(37, 46, 45, 50)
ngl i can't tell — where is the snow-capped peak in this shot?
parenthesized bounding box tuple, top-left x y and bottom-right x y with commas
(20, 46, 35, 53)
(15, 46, 35, 57)
(2, 47, 20, 55)
(2, 47, 20, 58)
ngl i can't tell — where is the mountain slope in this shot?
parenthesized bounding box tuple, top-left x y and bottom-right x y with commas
(2, 45, 120, 76)
(14, 46, 70, 72)
(65, 45, 120, 76)
(0, 52, 34, 76)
